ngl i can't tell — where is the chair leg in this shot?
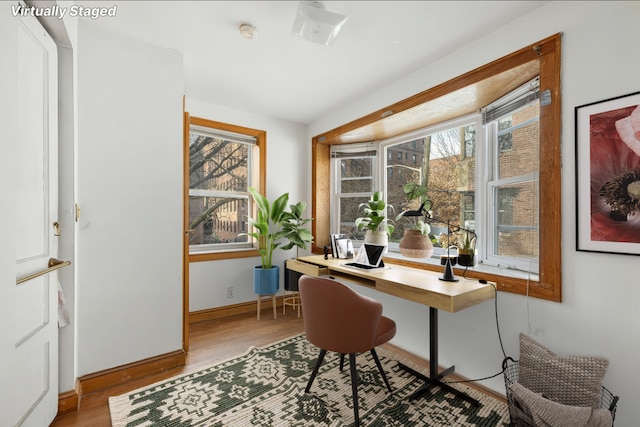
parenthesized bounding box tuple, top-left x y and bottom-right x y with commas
(305, 349, 327, 393)
(370, 348, 392, 393)
(339, 353, 345, 371)
(349, 353, 360, 427)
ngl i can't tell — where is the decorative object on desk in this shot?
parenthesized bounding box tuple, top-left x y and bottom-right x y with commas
(575, 91, 640, 255)
(355, 191, 394, 248)
(396, 182, 434, 258)
(399, 229, 435, 258)
(109, 334, 510, 427)
(330, 233, 346, 258)
(440, 246, 458, 266)
(436, 221, 474, 282)
(457, 230, 477, 267)
(335, 238, 354, 259)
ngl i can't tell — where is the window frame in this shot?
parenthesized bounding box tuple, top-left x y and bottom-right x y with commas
(481, 105, 540, 273)
(311, 34, 562, 302)
(184, 115, 266, 262)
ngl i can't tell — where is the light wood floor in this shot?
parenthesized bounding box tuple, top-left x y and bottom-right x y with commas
(51, 308, 504, 426)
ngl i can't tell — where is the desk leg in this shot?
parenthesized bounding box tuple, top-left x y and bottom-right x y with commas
(398, 307, 479, 406)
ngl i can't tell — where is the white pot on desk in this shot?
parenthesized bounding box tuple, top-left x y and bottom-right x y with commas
(364, 230, 388, 252)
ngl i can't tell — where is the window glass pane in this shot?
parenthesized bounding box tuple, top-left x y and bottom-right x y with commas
(386, 138, 424, 243)
(338, 196, 370, 239)
(498, 102, 539, 179)
(188, 129, 253, 251)
(340, 158, 373, 193)
(464, 125, 476, 158)
(386, 125, 476, 248)
(189, 134, 248, 191)
(188, 196, 249, 245)
(494, 182, 538, 259)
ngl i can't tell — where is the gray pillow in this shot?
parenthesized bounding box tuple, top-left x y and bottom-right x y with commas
(519, 333, 608, 408)
(509, 382, 612, 427)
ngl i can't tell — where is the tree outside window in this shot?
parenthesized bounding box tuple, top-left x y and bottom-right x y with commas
(187, 117, 264, 256)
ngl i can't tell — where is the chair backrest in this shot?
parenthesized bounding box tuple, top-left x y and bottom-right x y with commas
(299, 275, 383, 354)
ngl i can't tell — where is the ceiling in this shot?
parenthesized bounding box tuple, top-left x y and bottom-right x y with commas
(69, 1, 549, 125)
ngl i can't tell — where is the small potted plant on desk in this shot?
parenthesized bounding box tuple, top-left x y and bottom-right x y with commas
(355, 191, 394, 248)
(457, 230, 477, 267)
(395, 182, 434, 259)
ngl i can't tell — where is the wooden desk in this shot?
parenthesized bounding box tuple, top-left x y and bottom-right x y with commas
(287, 255, 495, 404)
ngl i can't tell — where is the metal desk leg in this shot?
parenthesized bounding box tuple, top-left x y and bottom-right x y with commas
(398, 307, 479, 406)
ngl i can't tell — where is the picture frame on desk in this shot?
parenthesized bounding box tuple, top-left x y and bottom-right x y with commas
(575, 91, 640, 255)
(330, 233, 346, 258)
(336, 238, 354, 259)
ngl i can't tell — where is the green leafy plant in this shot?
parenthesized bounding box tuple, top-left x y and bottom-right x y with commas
(355, 191, 395, 236)
(395, 182, 431, 236)
(458, 230, 476, 253)
(245, 187, 313, 269)
(281, 201, 314, 256)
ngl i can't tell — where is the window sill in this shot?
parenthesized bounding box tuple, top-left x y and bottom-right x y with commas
(383, 250, 539, 282)
(378, 250, 549, 299)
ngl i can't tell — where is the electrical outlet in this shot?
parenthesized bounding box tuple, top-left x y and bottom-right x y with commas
(227, 286, 234, 299)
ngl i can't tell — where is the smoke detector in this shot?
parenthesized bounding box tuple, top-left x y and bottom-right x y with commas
(239, 23, 258, 40)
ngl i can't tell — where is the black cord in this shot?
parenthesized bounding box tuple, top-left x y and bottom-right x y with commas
(442, 283, 509, 385)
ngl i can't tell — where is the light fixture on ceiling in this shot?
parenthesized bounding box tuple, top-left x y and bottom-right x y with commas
(290, 1, 348, 46)
(239, 23, 258, 40)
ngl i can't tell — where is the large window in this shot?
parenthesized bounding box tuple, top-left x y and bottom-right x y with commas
(312, 34, 562, 301)
(332, 90, 540, 274)
(186, 116, 265, 260)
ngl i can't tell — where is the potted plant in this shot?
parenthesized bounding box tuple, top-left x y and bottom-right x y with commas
(457, 230, 476, 267)
(281, 200, 314, 294)
(355, 191, 394, 247)
(245, 187, 290, 295)
(395, 182, 434, 258)
(281, 200, 314, 255)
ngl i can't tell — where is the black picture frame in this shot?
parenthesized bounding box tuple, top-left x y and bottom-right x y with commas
(575, 91, 640, 255)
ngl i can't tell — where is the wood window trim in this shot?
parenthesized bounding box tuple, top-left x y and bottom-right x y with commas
(311, 33, 562, 302)
(184, 114, 266, 262)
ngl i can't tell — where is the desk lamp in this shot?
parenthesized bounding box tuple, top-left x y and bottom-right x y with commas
(399, 202, 475, 282)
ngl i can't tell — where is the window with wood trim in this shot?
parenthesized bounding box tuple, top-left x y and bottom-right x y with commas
(185, 116, 265, 261)
(311, 34, 562, 301)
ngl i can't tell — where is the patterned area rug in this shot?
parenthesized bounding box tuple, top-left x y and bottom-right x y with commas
(109, 334, 509, 426)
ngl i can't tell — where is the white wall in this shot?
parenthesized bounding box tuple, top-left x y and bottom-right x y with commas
(186, 99, 308, 310)
(74, 21, 184, 375)
(57, 45, 76, 393)
(309, 2, 639, 424)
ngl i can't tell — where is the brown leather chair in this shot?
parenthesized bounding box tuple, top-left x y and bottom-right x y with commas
(298, 275, 397, 426)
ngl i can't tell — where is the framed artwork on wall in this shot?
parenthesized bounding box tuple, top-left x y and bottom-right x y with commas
(576, 91, 640, 255)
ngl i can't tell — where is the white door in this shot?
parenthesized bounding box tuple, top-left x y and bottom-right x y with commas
(14, 13, 60, 427)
